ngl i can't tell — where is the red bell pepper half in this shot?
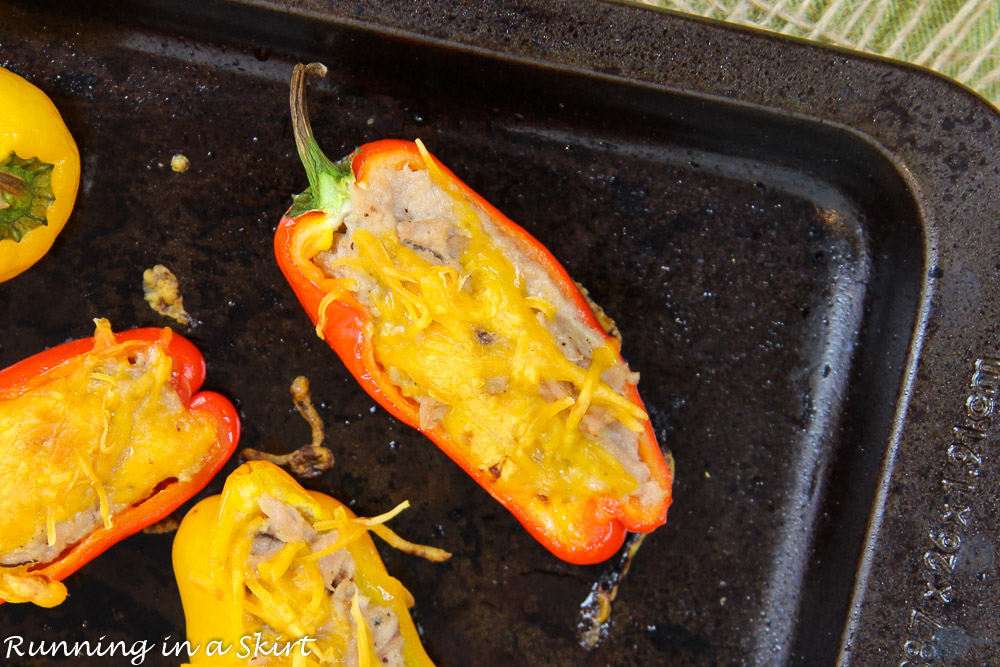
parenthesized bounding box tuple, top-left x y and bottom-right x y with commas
(274, 63, 672, 565)
(0, 321, 240, 606)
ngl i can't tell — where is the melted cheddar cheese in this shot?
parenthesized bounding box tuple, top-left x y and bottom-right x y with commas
(208, 506, 411, 666)
(317, 145, 653, 510)
(0, 319, 219, 605)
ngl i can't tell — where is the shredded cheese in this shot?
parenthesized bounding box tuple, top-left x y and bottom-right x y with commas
(75, 451, 111, 530)
(349, 500, 408, 528)
(314, 277, 359, 340)
(258, 541, 305, 582)
(566, 344, 614, 432)
(351, 590, 374, 667)
(314, 289, 340, 340)
(303, 527, 367, 562)
(87, 372, 118, 385)
(370, 524, 452, 563)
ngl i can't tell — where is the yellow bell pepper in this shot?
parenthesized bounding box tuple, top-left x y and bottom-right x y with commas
(0, 65, 80, 283)
(172, 461, 446, 666)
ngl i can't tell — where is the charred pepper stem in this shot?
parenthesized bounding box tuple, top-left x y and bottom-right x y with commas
(240, 375, 335, 478)
(577, 532, 648, 649)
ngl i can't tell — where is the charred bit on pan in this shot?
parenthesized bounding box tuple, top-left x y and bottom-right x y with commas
(142, 514, 181, 535)
(577, 532, 647, 650)
(142, 264, 197, 328)
(576, 455, 674, 647)
(241, 376, 335, 478)
(170, 153, 190, 173)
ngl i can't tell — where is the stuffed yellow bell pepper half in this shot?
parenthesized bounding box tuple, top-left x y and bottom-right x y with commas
(172, 461, 447, 666)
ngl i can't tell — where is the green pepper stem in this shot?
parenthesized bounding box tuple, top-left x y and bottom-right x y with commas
(0, 153, 54, 241)
(289, 63, 352, 215)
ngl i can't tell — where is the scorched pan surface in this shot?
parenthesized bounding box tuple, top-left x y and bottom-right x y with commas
(1, 0, 999, 665)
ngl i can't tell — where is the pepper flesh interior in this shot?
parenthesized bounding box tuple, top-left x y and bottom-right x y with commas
(0, 319, 219, 606)
(311, 151, 667, 520)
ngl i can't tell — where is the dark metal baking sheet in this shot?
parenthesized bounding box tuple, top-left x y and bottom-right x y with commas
(1, 0, 999, 664)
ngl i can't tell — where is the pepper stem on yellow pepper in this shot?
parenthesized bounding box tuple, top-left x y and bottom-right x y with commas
(0, 152, 55, 242)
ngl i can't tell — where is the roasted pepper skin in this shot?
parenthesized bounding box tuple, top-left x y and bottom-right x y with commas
(0, 65, 80, 283)
(172, 460, 435, 666)
(0, 326, 240, 603)
(274, 65, 672, 565)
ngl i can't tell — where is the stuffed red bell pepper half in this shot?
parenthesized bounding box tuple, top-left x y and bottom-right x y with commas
(274, 63, 672, 565)
(0, 319, 239, 606)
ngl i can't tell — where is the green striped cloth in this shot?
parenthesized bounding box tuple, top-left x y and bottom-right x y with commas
(640, 0, 1000, 107)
